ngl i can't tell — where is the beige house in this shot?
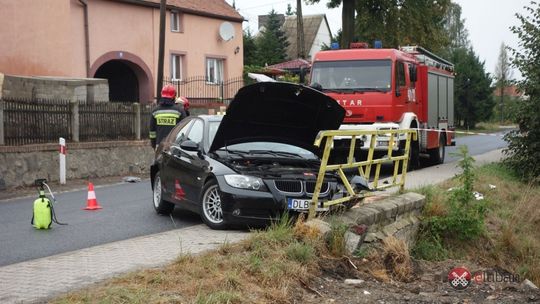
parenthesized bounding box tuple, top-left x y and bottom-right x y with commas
(0, 0, 244, 102)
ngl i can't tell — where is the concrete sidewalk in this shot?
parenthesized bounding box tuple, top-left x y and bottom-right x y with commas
(0, 149, 504, 304)
(0, 225, 248, 304)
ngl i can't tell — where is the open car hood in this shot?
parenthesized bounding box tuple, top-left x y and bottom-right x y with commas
(209, 82, 345, 154)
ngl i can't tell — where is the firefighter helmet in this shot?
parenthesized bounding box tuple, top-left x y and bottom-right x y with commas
(175, 96, 190, 111)
(161, 85, 176, 99)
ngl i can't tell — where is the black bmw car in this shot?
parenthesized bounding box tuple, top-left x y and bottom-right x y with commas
(150, 82, 346, 229)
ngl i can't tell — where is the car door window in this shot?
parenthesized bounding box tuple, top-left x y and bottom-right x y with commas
(172, 120, 194, 144)
(186, 119, 204, 145)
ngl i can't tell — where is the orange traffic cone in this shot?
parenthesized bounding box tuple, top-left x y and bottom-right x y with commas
(84, 182, 102, 210)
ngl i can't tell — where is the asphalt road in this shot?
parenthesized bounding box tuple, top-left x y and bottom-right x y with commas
(0, 131, 509, 267)
(0, 182, 201, 267)
(445, 131, 508, 162)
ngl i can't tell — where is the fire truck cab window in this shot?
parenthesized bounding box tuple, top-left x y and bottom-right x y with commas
(396, 62, 406, 88)
(310, 60, 392, 91)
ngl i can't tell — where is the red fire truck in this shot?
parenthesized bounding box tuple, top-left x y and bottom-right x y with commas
(310, 45, 455, 167)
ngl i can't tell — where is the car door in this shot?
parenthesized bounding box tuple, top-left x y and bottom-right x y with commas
(166, 118, 210, 205)
(160, 118, 194, 202)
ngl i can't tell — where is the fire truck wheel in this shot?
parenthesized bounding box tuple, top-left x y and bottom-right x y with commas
(429, 135, 446, 165)
(408, 140, 420, 170)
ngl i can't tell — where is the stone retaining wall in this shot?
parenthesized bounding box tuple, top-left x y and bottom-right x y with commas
(341, 193, 425, 249)
(0, 141, 153, 189)
(1, 74, 109, 102)
(306, 193, 426, 254)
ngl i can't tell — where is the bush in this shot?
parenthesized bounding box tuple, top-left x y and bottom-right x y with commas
(325, 220, 349, 257)
(504, 2, 540, 182)
(413, 146, 487, 260)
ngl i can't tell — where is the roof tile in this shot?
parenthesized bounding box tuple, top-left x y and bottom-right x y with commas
(120, 0, 243, 22)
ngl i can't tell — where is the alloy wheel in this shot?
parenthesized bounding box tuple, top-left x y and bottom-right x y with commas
(153, 175, 161, 209)
(202, 185, 223, 224)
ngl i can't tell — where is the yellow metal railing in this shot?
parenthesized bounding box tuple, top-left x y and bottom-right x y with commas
(307, 129, 417, 219)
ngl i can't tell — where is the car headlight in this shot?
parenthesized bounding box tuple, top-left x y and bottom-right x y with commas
(224, 175, 264, 191)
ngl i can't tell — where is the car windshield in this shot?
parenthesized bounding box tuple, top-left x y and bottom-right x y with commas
(310, 59, 392, 91)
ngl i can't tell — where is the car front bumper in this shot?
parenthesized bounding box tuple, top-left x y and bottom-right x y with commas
(216, 176, 336, 226)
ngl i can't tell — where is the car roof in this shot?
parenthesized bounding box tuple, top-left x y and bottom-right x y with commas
(196, 114, 224, 123)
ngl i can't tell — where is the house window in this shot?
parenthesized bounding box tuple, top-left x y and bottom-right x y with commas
(206, 58, 224, 84)
(171, 11, 180, 32)
(171, 54, 183, 81)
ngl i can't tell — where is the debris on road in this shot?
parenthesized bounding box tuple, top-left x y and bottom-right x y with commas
(123, 176, 142, 183)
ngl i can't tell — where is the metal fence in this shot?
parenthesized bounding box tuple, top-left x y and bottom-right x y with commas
(0, 98, 153, 146)
(79, 102, 136, 141)
(140, 103, 155, 139)
(163, 76, 249, 106)
(0, 76, 251, 146)
(2, 98, 72, 146)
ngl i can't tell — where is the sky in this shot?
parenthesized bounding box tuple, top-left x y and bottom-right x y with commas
(225, 0, 531, 79)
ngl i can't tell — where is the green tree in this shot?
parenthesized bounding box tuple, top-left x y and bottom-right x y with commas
(286, 3, 295, 16)
(254, 9, 289, 65)
(353, 0, 451, 52)
(442, 1, 470, 56)
(398, 0, 451, 54)
(444, 2, 469, 48)
(452, 47, 495, 129)
(494, 42, 513, 123)
(355, 0, 400, 47)
(243, 29, 257, 66)
(306, 0, 355, 49)
(504, 2, 540, 181)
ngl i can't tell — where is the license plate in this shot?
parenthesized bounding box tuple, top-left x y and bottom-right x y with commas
(288, 198, 311, 210)
(287, 198, 328, 211)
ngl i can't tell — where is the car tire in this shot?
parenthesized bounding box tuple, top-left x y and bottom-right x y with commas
(199, 179, 228, 230)
(152, 171, 174, 215)
(429, 135, 446, 165)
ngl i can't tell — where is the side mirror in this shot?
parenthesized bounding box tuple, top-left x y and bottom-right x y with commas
(409, 65, 417, 82)
(180, 140, 199, 152)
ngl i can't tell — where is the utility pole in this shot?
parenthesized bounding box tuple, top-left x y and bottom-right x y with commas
(296, 0, 305, 59)
(156, 0, 167, 100)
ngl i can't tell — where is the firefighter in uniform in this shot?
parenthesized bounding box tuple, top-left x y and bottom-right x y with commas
(175, 96, 190, 117)
(149, 85, 187, 149)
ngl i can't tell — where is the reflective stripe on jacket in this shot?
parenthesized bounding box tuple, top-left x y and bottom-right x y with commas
(149, 103, 186, 148)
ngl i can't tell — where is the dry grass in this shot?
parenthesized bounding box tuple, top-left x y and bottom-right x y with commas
(455, 122, 510, 137)
(52, 216, 336, 304)
(468, 164, 540, 285)
(367, 237, 413, 283)
(415, 163, 540, 286)
(381, 237, 414, 281)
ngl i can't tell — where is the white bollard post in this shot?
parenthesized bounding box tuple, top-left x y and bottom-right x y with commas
(59, 137, 66, 184)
